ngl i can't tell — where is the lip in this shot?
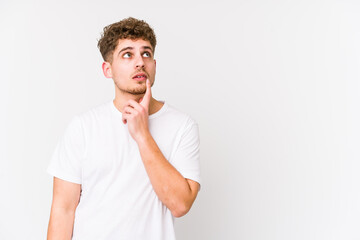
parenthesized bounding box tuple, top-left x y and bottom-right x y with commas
(132, 72, 148, 81)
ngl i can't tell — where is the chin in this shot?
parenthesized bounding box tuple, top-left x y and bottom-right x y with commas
(125, 86, 146, 95)
(115, 81, 149, 95)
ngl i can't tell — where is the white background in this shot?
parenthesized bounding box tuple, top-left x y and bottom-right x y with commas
(1, 0, 360, 239)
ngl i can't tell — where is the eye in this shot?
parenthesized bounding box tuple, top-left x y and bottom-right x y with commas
(123, 52, 131, 58)
(143, 52, 151, 58)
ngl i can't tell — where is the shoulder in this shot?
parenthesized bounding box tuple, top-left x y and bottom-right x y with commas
(75, 101, 113, 125)
(154, 102, 199, 132)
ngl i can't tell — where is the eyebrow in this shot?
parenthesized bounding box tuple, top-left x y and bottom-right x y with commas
(142, 46, 153, 53)
(118, 46, 154, 55)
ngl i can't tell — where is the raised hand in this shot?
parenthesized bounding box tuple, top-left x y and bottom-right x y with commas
(122, 79, 152, 142)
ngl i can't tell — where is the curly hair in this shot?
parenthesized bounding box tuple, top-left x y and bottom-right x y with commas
(97, 17, 157, 63)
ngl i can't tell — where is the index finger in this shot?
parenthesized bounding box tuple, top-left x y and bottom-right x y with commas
(140, 79, 151, 109)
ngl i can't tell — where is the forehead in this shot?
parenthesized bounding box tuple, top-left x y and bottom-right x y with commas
(115, 39, 153, 52)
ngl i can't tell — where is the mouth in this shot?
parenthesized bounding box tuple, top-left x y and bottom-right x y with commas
(132, 72, 147, 81)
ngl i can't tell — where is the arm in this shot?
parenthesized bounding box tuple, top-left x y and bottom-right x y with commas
(47, 177, 81, 240)
(122, 80, 200, 218)
(137, 134, 200, 218)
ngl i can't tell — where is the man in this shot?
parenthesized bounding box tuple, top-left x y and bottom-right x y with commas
(47, 17, 201, 240)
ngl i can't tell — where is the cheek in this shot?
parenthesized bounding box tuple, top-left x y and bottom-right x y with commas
(149, 69, 156, 80)
(148, 63, 156, 76)
(113, 66, 128, 78)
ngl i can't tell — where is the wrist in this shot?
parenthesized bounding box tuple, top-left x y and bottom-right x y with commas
(135, 131, 153, 145)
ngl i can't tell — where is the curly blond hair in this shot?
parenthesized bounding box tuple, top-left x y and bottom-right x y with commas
(97, 17, 157, 63)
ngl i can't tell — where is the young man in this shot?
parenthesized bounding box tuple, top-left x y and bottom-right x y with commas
(47, 17, 201, 239)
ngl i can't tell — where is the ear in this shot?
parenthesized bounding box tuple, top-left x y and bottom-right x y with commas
(102, 62, 112, 78)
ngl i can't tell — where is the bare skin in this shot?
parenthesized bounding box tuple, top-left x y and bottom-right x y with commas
(47, 178, 80, 240)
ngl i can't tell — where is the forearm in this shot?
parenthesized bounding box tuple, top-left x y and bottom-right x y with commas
(47, 207, 75, 240)
(137, 134, 195, 217)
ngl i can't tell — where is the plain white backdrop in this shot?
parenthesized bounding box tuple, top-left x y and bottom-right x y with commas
(1, 0, 360, 239)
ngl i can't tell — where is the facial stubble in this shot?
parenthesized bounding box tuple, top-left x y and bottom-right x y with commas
(114, 79, 154, 95)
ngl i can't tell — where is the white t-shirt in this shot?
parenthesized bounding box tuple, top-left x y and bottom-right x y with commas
(47, 101, 201, 240)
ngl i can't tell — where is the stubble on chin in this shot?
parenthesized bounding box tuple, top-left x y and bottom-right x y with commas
(125, 87, 146, 95)
(115, 82, 147, 95)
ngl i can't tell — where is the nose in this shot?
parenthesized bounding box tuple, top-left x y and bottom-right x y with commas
(135, 54, 145, 69)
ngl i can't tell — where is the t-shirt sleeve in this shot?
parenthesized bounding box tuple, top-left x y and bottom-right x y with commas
(170, 118, 201, 189)
(47, 116, 85, 184)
